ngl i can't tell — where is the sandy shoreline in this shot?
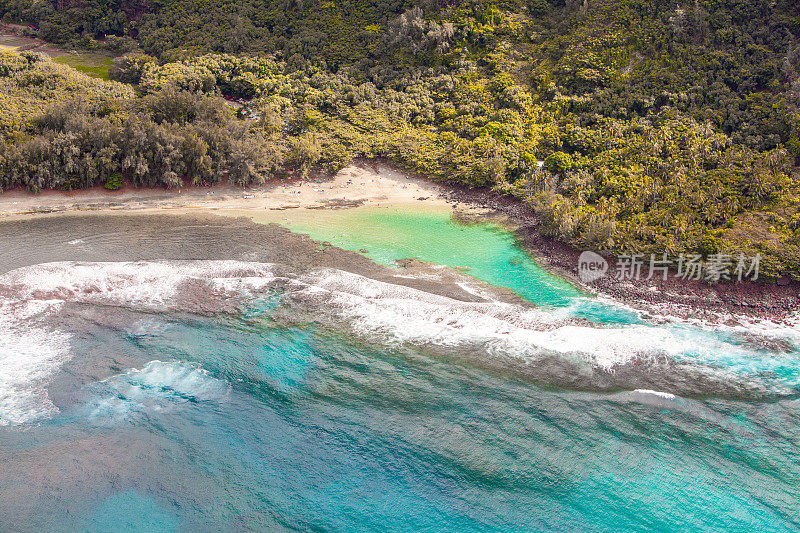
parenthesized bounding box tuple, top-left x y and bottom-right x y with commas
(0, 162, 459, 218)
(1, 159, 798, 323)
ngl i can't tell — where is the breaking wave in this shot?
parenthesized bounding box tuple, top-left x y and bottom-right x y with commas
(0, 299, 71, 426)
(293, 268, 686, 368)
(290, 268, 800, 396)
(86, 360, 230, 422)
(0, 260, 275, 426)
(1, 260, 798, 426)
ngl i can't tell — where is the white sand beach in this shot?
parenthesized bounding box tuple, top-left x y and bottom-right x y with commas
(0, 163, 459, 219)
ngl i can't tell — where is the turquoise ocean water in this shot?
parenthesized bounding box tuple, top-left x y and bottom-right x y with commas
(1, 209, 799, 532)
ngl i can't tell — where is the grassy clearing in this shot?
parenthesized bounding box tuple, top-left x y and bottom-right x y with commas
(53, 53, 114, 80)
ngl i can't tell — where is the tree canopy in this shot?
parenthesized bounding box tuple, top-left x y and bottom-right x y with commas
(2, 0, 800, 279)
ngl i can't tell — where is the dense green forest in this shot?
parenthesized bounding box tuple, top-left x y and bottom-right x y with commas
(2, 0, 800, 279)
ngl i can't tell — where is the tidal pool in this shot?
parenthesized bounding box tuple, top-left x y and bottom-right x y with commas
(243, 204, 581, 304)
(239, 203, 641, 323)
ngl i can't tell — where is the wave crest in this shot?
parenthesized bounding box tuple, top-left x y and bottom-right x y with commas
(1, 260, 798, 427)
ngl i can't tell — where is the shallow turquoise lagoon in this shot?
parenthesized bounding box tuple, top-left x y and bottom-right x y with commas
(250, 205, 639, 323)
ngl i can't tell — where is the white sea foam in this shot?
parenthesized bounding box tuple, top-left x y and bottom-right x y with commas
(1, 260, 797, 427)
(0, 261, 282, 310)
(87, 360, 229, 421)
(5, 262, 789, 372)
(0, 299, 71, 426)
(295, 269, 695, 369)
(0, 261, 275, 426)
(633, 389, 677, 400)
(293, 269, 800, 382)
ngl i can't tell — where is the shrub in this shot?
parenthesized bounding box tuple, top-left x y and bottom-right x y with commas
(104, 173, 124, 190)
(544, 151, 574, 174)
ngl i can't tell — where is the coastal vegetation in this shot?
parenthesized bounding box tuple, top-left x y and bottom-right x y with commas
(52, 52, 114, 80)
(1, 0, 800, 278)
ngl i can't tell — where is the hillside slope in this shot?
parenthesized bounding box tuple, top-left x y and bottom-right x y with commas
(2, 0, 800, 278)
